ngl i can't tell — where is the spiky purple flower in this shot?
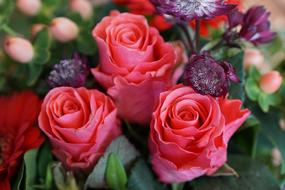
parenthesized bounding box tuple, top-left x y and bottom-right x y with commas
(239, 6, 276, 45)
(150, 0, 236, 21)
(184, 53, 239, 97)
(48, 53, 89, 88)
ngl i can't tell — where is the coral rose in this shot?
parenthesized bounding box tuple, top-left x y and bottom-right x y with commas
(91, 11, 176, 125)
(149, 85, 250, 183)
(0, 92, 43, 190)
(38, 87, 121, 171)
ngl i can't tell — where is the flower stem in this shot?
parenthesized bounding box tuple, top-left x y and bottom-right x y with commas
(195, 20, 201, 51)
(178, 22, 195, 56)
(2, 25, 18, 36)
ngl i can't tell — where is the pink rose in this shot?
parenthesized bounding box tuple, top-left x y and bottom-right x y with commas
(91, 11, 176, 125)
(38, 87, 121, 171)
(149, 85, 250, 183)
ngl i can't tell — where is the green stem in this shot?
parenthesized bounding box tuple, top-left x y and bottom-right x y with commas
(171, 183, 185, 190)
(2, 25, 18, 36)
(195, 20, 201, 51)
(178, 22, 195, 55)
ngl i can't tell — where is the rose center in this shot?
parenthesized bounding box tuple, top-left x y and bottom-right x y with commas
(63, 100, 79, 114)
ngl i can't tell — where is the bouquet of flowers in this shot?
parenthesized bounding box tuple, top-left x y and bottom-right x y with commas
(0, 0, 284, 189)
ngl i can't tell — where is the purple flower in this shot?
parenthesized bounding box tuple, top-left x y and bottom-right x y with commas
(227, 9, 243, 29)
(239, 6, 276, 45)
(150, 0, 236, 21)
(48, 53, 89, 88)
(184, 53, 239, 97)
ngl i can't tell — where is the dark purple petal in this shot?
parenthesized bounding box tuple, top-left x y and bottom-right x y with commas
(184, 54, 239, 97)
(239, 6, 275, 45)
(227, 9, 244, 28)
(48, 53, 89, 88)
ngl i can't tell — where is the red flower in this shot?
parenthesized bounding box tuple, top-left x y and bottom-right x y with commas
(0, 92, 44, 190)
(113, 0, 241, 36)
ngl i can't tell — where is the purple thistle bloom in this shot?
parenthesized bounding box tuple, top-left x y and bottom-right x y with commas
(239, 6, 276, 45)
(48, 53, 89, 88)
(150, 0, 236, 21)
(184, 53, 239, 97)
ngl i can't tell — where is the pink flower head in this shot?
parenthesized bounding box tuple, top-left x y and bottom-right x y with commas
(149, 85, 250, 183)
(91, 11, 176, 125)
(38, 87, 121, 172)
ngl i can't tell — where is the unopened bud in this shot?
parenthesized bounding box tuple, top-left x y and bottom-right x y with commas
(271, 148, 282, 167)
(243, 49, 264, 70)
(31, 23, 46, 37)
(50, 17, 79, 43)
(69, 0, 93, 20)
(259, 71, 283, 94)
(279, 119, 285, 131)
(16, 0, 41, 16)
(4, 36, 34, 63)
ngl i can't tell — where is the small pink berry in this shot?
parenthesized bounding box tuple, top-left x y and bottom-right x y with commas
(4, 37, 34, 63)
(31, 23, 46, 37)
(243, 48, 264, 70)
(50, 17, 79, 43)
(259, 71, 283, 94)
(69, 0, 93, 20)
(16, 0, 42, 16)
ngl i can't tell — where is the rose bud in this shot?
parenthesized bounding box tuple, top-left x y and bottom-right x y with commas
(50, 17, 79, 42)
(271, 148, 282, 167)
(259, 71, 283, 94)
(4, 36, 34, 63)
(31, 23, 46, 37)
(184, 53, 240, 97)
(239, 6, 276, 45)
(48, 53, 89, 88)
(16, 0, 42, 16)
(69, 0, 93, 20)
(243, 48, 264, 70)
(150, 0, 236, 21)
(279, 119, 285, 131)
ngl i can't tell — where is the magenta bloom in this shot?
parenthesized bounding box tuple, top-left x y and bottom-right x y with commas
(239, 6, 275, 45)
(150, 0, 236, 21)
(48, 53, 89, 88)
(184, 54, 240, 97)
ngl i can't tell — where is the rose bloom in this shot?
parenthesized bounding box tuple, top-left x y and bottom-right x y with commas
(38, 87, 121, 171)
(91, 11, 176, 125)
(149, 85, 250, 183)
(0, 92, 43, 190)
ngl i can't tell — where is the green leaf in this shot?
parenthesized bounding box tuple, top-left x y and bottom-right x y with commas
(225, 52, 245, 100)
(85, 135, 140, 189)
(24, 149, 39, 190)
(0, 0, 15, 30)
(127, 159, 167, 190)
(26, 29, 51, 86)
(245, 78, 260, 101)
(37, 142, 53, 186)
(106, 153, 128, 190)
(258, 93, 281, 112)
(191, 155, 280, 190)
(248, 103, 285, 173)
